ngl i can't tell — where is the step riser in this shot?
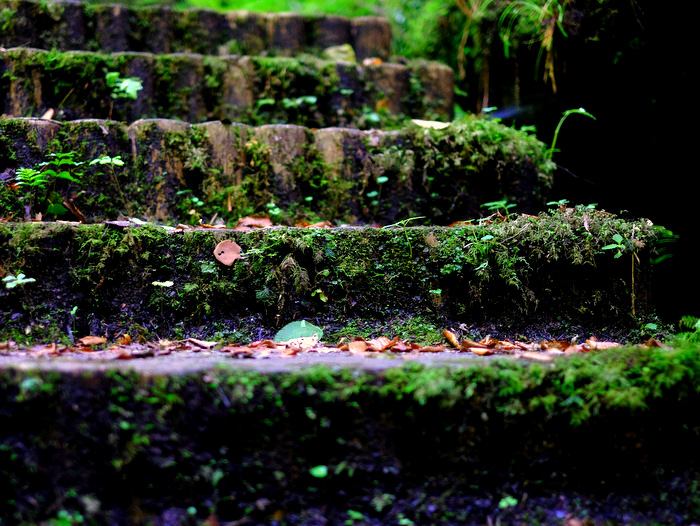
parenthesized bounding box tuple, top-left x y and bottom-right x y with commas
(0, 48, 452, 125)
(0, 117, 551, 225)
(0, 0, 391, 59)
(1, 352, 697, 524)
(0, 218, 654, 342)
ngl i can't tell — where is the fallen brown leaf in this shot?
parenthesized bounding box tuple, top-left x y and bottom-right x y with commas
(234, 215, 272, 230)
(419, 344, 445, 353)
(213, 239, 242, 266)
(347, 340, 368, 354)
(470, 347, 494, 356)
(366, 336, 398, 351)
(118, 333, 131, 345)
(188, 338, 220, 349)
(442, 329, 460, 348)
(79, 336, 107, 346)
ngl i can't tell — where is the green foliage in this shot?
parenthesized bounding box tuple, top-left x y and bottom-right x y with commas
(89, 155, 129, 214)
(3, 273, 36, 289)
(547, 108, 596, 161)
(105, 71, 143, 100)
(14, 152, 84, 217)
(274, 320, 324, 343)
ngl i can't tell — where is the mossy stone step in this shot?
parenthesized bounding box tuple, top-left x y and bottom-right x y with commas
(0, 0, 391, 59)
(0, 116, 551, 225)
(0, 346, 698, 524)
(0, 210, 657, 344)
(0, 47, 453, 126)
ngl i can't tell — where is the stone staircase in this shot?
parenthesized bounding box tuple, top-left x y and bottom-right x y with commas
(2, 2, 697, 525)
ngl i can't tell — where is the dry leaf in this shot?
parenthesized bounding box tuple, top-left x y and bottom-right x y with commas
(443, 329, 460, 348)
(118, 333, 131, 345)
(213, 239, 242, 266)
(40, 108, 54, 120)
(283, 334, 319, 350)
(362, 57, 383, 66)
(347, 340, 368, 354)
(411, 119, 450, 130)
(418, 344, 445, 352)
(585, 339, 621, 350)
(78, 336, 107, 346)
(234, 215, 272, 230)
(470, 347, 494, 356)
(188, 338, 220, 349)
(366, 336, 398, 351)
(460, 338, 483, 350)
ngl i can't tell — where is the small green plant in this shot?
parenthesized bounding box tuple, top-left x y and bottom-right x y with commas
(152, 280, 174, 315)
(3, 273, 36, 289)
(546, 108, 596, 161)
(382, 216, 425, 258)
(498, 495, 518, 508)
(480, 199, 516, 218)
(105, 71, 143, 119)
(15, 152, 84, 217)
(105, 71, 143, 100)
(48, 509, 85, 526)
(309, 465, 328, 478)
(601, 233, 625, 258)
(90, 155, 129, 214)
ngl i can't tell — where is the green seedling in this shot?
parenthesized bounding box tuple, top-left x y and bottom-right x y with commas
(547, 108, 596, 161)
(90, 155, 129, 214)
(105, 71, 143, 119)
(382, 216, 425, 258)
(15, 152, 83, 217)
(3, 273, 36, 289)
(481, 199, 516, 218)
(105, 71, 143, 100)
(601, 233, 625, 258)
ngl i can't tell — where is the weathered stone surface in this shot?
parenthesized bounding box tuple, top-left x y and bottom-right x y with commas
(351, 16, 392, 60)
(0, 116, 555, 224)
(0, 48, 453, 125)
(1, 347, 697, 524)
(0, 213, 657, 342)
(0, 0, 391, 59)
(253, 124, 309, 204)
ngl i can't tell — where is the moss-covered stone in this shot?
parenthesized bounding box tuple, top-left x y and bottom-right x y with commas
(0, 47, 452, 125)
(0, 0, 391, 59)
(0, 209, 658, 342)
(0, 115, 554, 225)
(0, 345, 698, 524)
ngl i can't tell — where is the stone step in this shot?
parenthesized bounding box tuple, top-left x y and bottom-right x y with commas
(0, 210, 657, 344)
(0, 346, 697, 524)
(0, 0, 391, 59)
(0, 47, 453, 125)
(0, 116, 552, 225)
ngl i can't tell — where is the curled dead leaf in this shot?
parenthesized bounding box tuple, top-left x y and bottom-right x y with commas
(366, 336, 398, 352)
(78, 336, 107, 346)
(521, 351, 553, 362)
(234, 215, 272, 230)
(118, 333, 131, 345)
(347, 340, 368, 354)
(411, 119, 450, 130)
(214, 239, 242, 266)
(188, 338, 220, 349)
(442, 329, 460, 348)
(418, 344, 445, 353)
(470, 347, 494, 356)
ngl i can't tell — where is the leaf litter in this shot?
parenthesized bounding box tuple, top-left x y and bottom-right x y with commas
(0, 330, 668, 361)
